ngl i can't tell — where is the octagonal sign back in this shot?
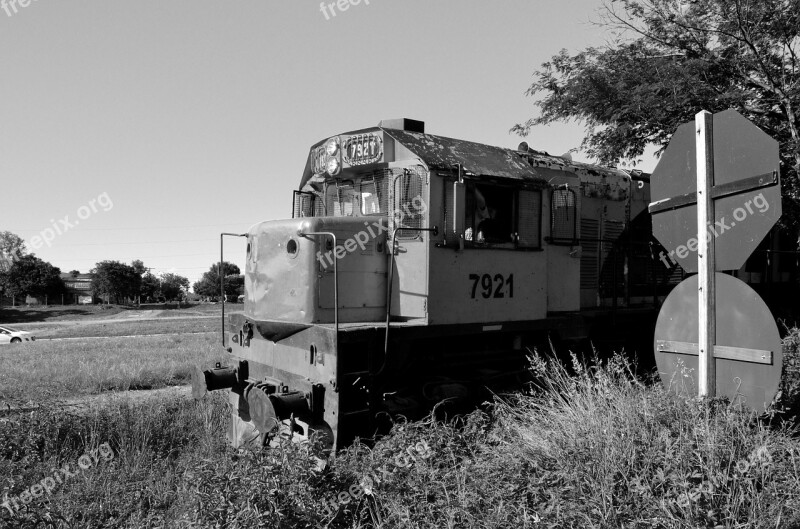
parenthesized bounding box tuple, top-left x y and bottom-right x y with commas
(650, 109, 781, 273)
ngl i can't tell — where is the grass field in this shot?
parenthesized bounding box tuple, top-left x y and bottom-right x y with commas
(0, 333, 226, 402)
(1, 352, 799, 528)
(1, 310, 800, 527)
(0, 302, 225, 324)
(20, 317, 220, 339)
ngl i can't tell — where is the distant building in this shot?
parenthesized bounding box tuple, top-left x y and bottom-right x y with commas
(61, 273, 96, 304)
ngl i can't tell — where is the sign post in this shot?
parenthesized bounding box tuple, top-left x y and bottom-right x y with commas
(696, 110, 716, 398)
(650, 109, 783, 409)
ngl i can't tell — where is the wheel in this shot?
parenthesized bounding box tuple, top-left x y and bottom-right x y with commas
(10, 338, 21, 344)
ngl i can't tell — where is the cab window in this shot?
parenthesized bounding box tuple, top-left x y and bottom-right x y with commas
(321, 175, 390, 217)
(464, 183, 541, 249)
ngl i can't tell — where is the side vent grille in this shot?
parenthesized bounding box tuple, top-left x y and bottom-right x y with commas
(580, 218, 599, 289)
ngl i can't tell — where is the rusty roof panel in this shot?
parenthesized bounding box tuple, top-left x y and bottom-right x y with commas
(383, 128, 628, 183)
(383, 128, 548, 183)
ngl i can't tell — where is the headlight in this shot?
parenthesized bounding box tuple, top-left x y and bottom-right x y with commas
(325, 137, 339, 156)
(326, 157, 341, 175)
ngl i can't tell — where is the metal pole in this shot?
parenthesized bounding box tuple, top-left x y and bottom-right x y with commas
(220, 233, 247, 348)
(384, 227, 399, 358)
(696, 110, 716, 398)
(383, 225, 437, 371)
(220, 233, 225, 347)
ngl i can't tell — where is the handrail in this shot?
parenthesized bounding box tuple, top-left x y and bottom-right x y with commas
(381, 224, 438, 375)
(220, 232, 247, 349)
(298, 231, 339, 353)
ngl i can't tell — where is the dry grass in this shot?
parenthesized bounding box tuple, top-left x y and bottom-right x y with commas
(0, 393, 232, 528)
(317, 353, 800, 528)
(3, 350, 799, 528)
(0, 334, 226, 402)
(2, 333, 800, 527)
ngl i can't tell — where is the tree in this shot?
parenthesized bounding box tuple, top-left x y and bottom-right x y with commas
(131, 260, 146, 276)
(140, 272, 160, 302)
(513, 0, 800, 225)
(128, 260, 156, 303)
(0, 231, 26, 273)
(91, 261, 142, 304)
(5, 255, 65, 301)
(222, 273, 245, 300)
(193, 262, 243, 299)
(160, 273, 190, 301)
(0, 231, 26, 299)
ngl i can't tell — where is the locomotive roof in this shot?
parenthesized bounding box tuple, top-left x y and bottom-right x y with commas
(384, 128, 550, 185)
(300, 126, 633, 190)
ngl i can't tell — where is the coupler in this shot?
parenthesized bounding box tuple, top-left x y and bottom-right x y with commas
(193, 361, 329, 448)
(191, 360, 248, 399)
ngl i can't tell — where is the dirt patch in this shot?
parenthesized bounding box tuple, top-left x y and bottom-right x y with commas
(0, 385, 193, 416)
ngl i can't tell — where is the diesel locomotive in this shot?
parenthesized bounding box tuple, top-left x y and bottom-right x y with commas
(193, 118, 692, 450)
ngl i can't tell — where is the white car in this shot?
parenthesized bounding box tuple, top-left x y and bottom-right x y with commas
(0, 326, 36, 344)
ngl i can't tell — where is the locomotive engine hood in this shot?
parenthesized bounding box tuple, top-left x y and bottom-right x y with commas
(244, 216, 389, 325)
(299, 120, 631, 200)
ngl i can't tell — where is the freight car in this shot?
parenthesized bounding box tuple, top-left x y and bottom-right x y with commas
(194, 118, 780, 451)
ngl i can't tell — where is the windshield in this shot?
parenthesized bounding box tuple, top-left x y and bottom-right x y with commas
(324, 174, 389, 217)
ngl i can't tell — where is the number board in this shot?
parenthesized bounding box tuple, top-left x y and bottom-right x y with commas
(343, 133, 383, 166)
(311, 145, 329, 175)
(469, 273, 514, 300)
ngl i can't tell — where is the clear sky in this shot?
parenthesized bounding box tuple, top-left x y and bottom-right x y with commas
(0, 0, 658, 287)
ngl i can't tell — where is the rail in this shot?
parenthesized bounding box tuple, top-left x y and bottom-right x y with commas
(298, 231, 339, 354)
(220, 232, 247, 348)
(382, 224, 438, 372)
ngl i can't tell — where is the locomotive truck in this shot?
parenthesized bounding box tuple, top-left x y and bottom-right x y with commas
(193, 118, 687, 450)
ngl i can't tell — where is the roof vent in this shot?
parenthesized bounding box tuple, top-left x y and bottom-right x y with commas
(379, 118, 425, 134)
(516, 141, 549, 157)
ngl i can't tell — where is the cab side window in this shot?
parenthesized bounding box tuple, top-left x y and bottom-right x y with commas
(464, 183, 541, 249)
(392, 167, 426, 239)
